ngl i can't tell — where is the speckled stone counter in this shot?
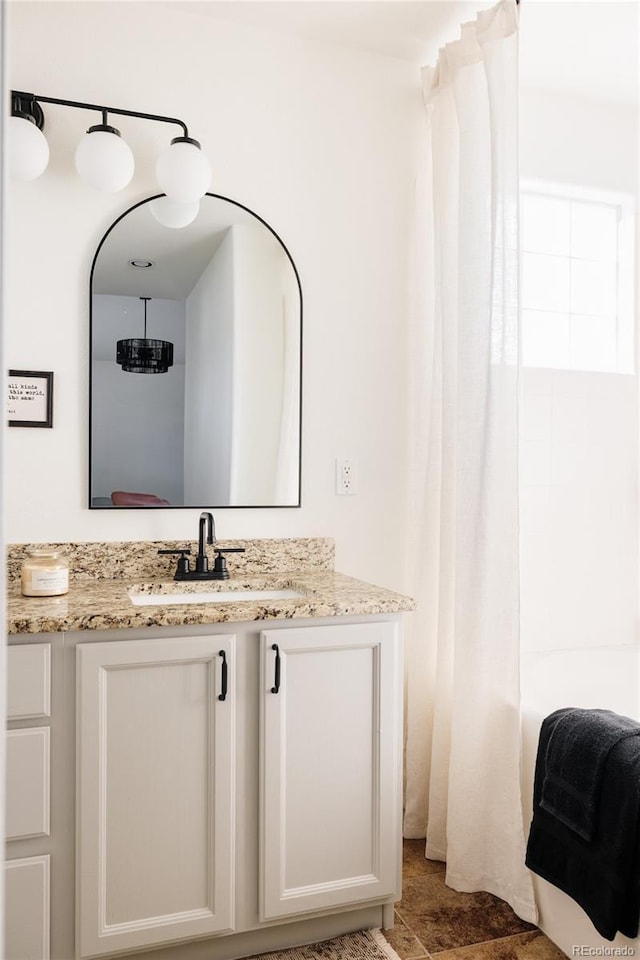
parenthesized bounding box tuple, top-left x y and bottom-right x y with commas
(7, 538, 415, 635)
(7, 537, 335, 584)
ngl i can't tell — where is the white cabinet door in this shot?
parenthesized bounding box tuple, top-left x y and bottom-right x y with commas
(6, 727, 50, 840)
(77, 635, 236, 958)
(260, 622, 401, 920)
(7, 643, 51, 720)
(5, 855, 50, 960)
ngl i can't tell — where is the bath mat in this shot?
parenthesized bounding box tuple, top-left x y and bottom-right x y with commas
(247, 929, 402, 960)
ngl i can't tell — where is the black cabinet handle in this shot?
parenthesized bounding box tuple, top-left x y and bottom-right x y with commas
(218, 650, 228, 702)
(271, 643, 281, 694)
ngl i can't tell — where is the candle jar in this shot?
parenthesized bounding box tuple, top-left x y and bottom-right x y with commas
(21, 549, 69, 597)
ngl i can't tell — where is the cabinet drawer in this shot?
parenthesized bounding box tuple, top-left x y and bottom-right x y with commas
(6, 727, 51, 841)
(5, 854, 50, 960)
(8, 644, 51, 720)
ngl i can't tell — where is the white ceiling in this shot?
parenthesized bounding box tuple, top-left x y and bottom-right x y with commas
(167, 0, 639, 106)
(167, 1, 494, 64)
(92, 198, 259, 298)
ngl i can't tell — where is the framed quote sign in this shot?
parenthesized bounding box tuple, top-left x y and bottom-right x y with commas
(8, 370, 54, 428)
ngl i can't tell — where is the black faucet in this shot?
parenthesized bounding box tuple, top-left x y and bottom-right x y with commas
(158, 511, 245, 580)
(196, 512, 215, 574)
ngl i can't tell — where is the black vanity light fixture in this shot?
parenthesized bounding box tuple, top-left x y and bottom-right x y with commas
(116, 297, 174, 375)
(9, 90, 211, 224)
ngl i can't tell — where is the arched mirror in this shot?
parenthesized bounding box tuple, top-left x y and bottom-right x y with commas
(89, 194, 302, 508)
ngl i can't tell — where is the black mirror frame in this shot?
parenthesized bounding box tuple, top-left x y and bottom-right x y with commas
(88, 193, 303, 510)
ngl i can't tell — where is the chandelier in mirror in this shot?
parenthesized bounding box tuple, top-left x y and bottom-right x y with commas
(116, 297, 174, 375)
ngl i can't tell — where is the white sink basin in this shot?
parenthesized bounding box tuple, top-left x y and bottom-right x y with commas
(128, 588, 305, 606)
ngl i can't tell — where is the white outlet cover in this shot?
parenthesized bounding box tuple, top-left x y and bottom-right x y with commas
(335, 457, 358, 495)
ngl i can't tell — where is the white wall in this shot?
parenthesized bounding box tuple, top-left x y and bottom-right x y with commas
(519, 87, 639, 653)
(92, 295, 185, 505)
(5, 1, 424, 590)
(92, 360, 186, 505)
(520, 369, 638, 652)
(275, 257, 302, 504)
(184, 230, 234, 505)
(0, 4, 7, 949)
(520, 88, 638, 195)
(231, 224, 288, 505)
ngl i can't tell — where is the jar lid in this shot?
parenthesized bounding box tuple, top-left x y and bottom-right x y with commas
(26, 549, 63, 559)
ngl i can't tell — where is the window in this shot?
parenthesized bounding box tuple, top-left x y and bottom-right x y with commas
(520, 185, 635, 373)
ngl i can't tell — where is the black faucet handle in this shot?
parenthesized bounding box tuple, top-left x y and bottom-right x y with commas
(212, 547, 246, 580)
(157, 548, 191, 578)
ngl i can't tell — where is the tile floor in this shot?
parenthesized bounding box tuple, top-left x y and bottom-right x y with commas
(384, 840, 567, 960)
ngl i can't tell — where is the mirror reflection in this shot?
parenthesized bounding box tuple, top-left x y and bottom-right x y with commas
(90, 194, 302, 508)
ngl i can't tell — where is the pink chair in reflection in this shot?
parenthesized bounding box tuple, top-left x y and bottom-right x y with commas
(111, 491, 171, 506)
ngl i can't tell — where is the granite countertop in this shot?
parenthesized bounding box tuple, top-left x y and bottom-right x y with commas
(7, 570, 415, 635)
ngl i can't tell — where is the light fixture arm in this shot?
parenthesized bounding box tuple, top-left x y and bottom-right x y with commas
(9, 89, 210, 201)
(10, 90, 190, 139)
(11, 92, 45, 129)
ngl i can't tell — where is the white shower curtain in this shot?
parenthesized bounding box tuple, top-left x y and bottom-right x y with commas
(403, 0, 536, 922)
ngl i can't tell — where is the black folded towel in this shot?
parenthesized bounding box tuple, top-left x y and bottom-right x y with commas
(540, 707, 640, 841)
(526, 708, 640, 940)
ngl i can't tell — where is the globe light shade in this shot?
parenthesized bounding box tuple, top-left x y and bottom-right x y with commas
(9, 115, 50, 181)
(155, 137, 211, 204)
(74, 125, 135, 193)
(150, 196, 200, 229)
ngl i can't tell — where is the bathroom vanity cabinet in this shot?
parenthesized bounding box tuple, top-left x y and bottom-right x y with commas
(5, 642, 52, 960)
(6, 615, 403, 960)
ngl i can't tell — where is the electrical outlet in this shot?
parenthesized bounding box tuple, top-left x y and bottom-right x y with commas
(336, 457, 358, 496)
